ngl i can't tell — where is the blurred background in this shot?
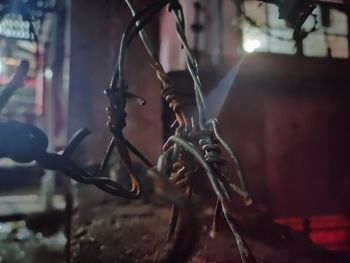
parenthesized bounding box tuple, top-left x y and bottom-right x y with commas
(0, 0, 349, 262)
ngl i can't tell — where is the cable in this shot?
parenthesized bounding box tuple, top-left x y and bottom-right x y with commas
(169, 1, 207, 129)
(124, 0, 158, 60)
(114, 0, 173, 91)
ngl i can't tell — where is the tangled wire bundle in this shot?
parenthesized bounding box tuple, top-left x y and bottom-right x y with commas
(0, 1, 263, 262)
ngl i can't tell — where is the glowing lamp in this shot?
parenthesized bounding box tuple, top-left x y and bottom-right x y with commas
(243, 39, 261, 53)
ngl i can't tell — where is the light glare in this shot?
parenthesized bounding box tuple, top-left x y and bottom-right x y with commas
(243, 39, 261, 53)
(45, 68, 53, 79)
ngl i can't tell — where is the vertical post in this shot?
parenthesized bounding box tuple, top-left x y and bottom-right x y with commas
(191, 1, 204, 61)
(295, 37, 304, 57)
(40, 15, 58, 211)
(62, 0, 72, 130)
(61, 1, 73, 261)
(346, 8, 350, 58)
(235, 0, 244, 55)
(212, 0, 223, 65)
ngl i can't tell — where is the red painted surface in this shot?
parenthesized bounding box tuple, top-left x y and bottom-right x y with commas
(218, 54, 350, 217)
(275, 215, 350, 252)
(69, 0, 350, 251)
(69, 0, 162, 163)
(60, 0, 350, 257)
(162, 53, 350, 251)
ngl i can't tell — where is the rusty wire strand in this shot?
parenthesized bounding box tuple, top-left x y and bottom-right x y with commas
(152, 148, 197, 262)
(164, 135, 256, 262)
(208, 119, 251, 202)
(164, 136, 229, 202)
(98, 1, 174, 198)
(115, 0, 172, 91)
(121, 0, 256, 211)
(124, 0, 196, 134)
(90, 0, 179, 201)
(104, 0, 173, 172)
(124, 0, 158, 61)
(119, 1, 256, 262)
(167, 1, 254, 253)
(167, 1, 253, 195)
(0, 3, 196, 260)
(100, 2, 199, 259)
(169, 2, 207, 129)
(167, 2, 256, 261)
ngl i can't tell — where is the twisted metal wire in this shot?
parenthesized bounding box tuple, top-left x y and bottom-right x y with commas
(122, 1, 255, 262)
(150, 151, 197, 263)
(115, 0, 173, 91)
(153, 62, 194, 134)
(0, 4, 196, 261)
(0, 62, 143, 199)
(106, 1, 199, 260)
(169, 2, 207, 129)
(0, 120, 195, 263)
(164, 135, 256, 263)
(208, 119, 251, 203)
(168, 1, 252, 201)
(199, 136, 226, 165)
(168, 1, 252, 194)
(167, 151, 198, 241)
(165, 2, 256, 262)
(125, 0, 249, 204)
(124, 0, 158, 60)
(97, 0, 175, 199)
(168, 158, 196, 189)
(152, 61, 199, 244)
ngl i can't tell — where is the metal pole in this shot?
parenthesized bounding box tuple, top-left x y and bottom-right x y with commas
(61, 2, 74, 261)
(212, 0, 223, 65)
(62, 0, 71, 127)
(40, 14, 57, 211)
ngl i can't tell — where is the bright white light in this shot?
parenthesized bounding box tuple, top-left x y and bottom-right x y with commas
(243, 39, 261, 53)
(0, 59, 7, 74)
(44, 68, 53, 79)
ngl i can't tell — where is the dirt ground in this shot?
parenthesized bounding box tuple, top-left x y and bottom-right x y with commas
(70, 186, 350, 263)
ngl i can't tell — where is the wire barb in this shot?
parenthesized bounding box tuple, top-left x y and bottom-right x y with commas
(123, 1, 256, 262)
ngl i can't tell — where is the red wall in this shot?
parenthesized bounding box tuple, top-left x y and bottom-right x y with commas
(219, 54, 350, 217)
(69, 0, 162, 164)
(69, 1, 350, 218)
